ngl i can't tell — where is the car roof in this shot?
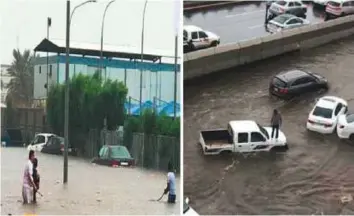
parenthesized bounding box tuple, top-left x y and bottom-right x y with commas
(184, 25, 202, 32)
(229, 120, 259, 132)
(276, 70, 310, 82)
(36, 133, 55, 137)
(315, 96, 348, 109)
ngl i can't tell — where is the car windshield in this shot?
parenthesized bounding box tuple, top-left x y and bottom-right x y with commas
(257, 123, 269, 139)
(183, 201, 190, 213)
(313, 106, 333, 119)
(110, 146, 132, 159)
(273, 15, 290, 24)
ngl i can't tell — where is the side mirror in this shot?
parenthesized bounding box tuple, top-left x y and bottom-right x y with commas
(185, 197, 190, 204)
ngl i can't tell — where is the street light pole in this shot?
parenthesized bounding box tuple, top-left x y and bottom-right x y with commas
(139, 0, 148, 115)
(100, 0, 116, 80)
(46, 17, 51, 98)
(173, 34, 178, 120)
(64, 0, 96, 184)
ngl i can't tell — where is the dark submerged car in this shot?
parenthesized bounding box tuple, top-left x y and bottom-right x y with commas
(269, 69, 328, 99)
(92, 145, 135, 167)
(41, 135, 78, 156)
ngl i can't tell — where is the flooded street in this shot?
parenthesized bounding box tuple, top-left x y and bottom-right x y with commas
(1, 147, 179, 215)
(184, 37, 354, 215)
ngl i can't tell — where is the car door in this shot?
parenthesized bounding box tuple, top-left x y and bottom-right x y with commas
(342, 1, 351, 14)
(250, 132, 269, 152)
(234, 132, 251, 153)
(101, 146, 111, 166)
(190, 31, 202, 49)
(198, 31, 210, 48)
(294, 1, 305, 15)
(333, 103, 344, 124)
(290, 77, 308, 95)
(349, 1, 354, 14)
(287, 1, 296, 14)
(41, 137, 53, 153)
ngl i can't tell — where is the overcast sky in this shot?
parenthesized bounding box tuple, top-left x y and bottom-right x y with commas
(0, 0, 181, 64)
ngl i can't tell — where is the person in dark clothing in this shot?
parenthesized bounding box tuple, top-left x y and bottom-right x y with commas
(271, 109, 282, 139)
(164, 162, 176, 204)
(265, 1, 272, 24)
(32, 158, 40, 203)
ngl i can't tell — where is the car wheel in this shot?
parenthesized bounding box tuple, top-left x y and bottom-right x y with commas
(220, 150, 232, 156)
(211, 41, 218, 47)
(349, 134, 354, 143)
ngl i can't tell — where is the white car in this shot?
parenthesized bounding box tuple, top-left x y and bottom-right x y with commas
(183, 25, 220, 51)
(313, 0, 329, 6)
(27, 133, 56, 152)
(337, 113, 354, 141)
(306, 96, 348, 134)
(326, 0, 354, 17)
(267, 14, 310, 33)
(184, 198, 199, 215)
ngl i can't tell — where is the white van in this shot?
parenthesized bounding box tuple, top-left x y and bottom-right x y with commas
(326, 0, 354, 17)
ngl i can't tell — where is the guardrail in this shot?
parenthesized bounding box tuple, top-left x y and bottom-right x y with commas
(184, 15, 354, 80)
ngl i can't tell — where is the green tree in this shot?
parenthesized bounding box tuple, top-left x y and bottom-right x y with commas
(6, 49, 35, 107)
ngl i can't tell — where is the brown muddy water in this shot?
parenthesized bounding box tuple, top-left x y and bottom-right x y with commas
(1, 147, 180, 215)
(184, 37, 354, 215)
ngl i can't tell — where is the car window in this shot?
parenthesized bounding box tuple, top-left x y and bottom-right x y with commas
(198, 31, 208, 38)
(251, 132, 266, 142)
(302, 76, 315, 83)
(273, 15, 290, 24)
(313, 106, 333, 119)
(276, 1, 287, 6)
(191, 32, 198, 40)
(335, 103, 343, 116)
(272, 77, 287, 88)
(289, 2, 295, 7)
(343, 1, 350, 6)
(99, 146, 108, 158)
(46, 137, 54, 146)
(294, 1, 302, 6)
(287, 18, 300, 25)
(346, 114, 354, 123)
(110, 146, 132, 159)
(328, 1, 341, 7)
(34, 135, 45, 144)
(291, 77, 307, 86)
(183, 30, 188, 40)
(295, 18, 304, 24)
(238, 133, 248, 143)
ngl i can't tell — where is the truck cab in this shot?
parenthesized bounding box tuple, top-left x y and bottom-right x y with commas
(199, 120, 288, 155)
(183, 25, 220, 52)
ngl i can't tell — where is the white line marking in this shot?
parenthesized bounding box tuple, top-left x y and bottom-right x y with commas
(225, 9, 264, 18)
(248, 24, 264, 29)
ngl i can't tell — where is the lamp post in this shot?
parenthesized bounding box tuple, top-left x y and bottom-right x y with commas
(100, 0, 116, 80)
(46, 17, 51, 98)
(64, 0, 96, 184)
(139, 0, 148, 115)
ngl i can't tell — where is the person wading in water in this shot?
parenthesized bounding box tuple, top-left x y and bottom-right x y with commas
(271, 109, 282, 140)
(164, 162, 176, 204)
(22, 150, 37, 204)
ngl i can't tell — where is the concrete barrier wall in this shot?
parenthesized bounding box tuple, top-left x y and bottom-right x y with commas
(184, 15, 354, 80)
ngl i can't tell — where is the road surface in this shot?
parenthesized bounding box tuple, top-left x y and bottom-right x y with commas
(1, 147, 180, 215)
(184, 37, 354, 215)
(184, 2, 325, 44)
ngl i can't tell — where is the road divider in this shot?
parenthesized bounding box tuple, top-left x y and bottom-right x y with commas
(184, 15, 354, 80)
(184, 1, 247, 12)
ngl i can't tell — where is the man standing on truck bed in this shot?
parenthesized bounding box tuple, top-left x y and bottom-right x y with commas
(271, 109, 282, 140)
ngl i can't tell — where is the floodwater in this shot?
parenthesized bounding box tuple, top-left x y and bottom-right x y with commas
(1, 147, 179, 215)
(184, 37, 354, 215)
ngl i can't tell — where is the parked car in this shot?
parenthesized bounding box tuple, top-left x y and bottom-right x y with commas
(337, 113, 354, 141)
(306, 96, 348, 134)
(92, 145, 135, 167)
(325, 0, 354, 18)
(268, 0, 307, 19)
(267, 14, 310, 33)
(269, 69, 329, 99)
(184, 198, 199, 215)
(41, 135, 77, 155)
(183, 25, 220, 52)
(199, 120, 288, 155)
(27, 133, 56, 152)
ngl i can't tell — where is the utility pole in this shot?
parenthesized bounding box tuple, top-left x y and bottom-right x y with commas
(173, 34, 178, 119)
(139, 0, 148, 115)
(46, 17, 52, 98)
(64, 0, 70, 184)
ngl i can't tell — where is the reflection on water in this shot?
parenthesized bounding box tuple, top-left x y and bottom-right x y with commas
(184, 37, 354, 215)
(1, 147, 179, 215)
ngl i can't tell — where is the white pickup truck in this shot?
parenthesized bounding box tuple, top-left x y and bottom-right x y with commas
(199, 120, 288, 155)
(183, 25, 220, 53)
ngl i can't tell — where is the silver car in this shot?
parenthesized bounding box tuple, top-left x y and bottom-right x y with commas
(267, 14, 310, 33)
(269, 0, 307, 18)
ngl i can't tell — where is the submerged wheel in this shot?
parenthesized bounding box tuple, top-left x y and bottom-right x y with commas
(220, 150, 232, 156)
(270, 145, 288, 152)
(349, 134, 354, 143)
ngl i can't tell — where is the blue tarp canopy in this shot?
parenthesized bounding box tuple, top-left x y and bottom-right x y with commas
(125, 100, 180, 117)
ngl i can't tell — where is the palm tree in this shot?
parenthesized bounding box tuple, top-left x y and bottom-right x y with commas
(6, 49, 35, 107)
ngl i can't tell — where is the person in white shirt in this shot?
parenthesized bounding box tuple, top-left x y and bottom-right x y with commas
(164, 162, 176, 203)
(22, 150, 37, 204)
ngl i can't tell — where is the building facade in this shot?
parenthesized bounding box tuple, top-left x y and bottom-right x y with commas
(33, 54, 180, 104)
(0, 64, 11, 104)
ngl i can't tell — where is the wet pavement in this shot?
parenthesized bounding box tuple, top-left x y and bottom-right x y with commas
(1, 147, 180, 215)
(184, 37, 354, 215)
(184, 2, 325, 44)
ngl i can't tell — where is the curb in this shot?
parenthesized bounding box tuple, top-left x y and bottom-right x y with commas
(184, 1, 248, 12)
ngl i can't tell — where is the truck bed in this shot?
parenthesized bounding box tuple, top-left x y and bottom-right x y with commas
(200, 129, 233, 146)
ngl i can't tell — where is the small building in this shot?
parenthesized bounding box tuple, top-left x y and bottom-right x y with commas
(33, 39, 181, 105)
(0, 64, 11, 104)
